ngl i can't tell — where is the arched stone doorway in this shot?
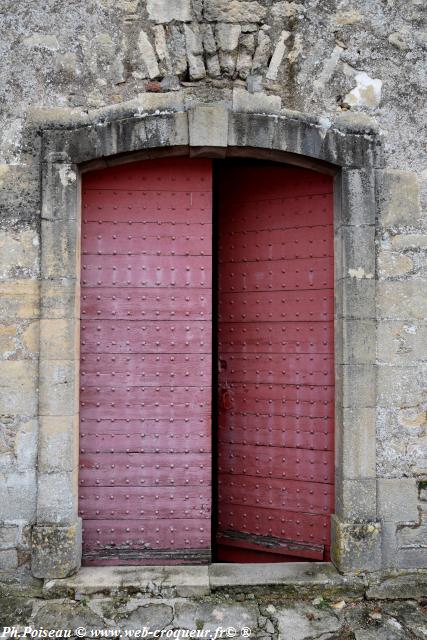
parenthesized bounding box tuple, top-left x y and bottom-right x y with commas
(32, 103, 381, 578)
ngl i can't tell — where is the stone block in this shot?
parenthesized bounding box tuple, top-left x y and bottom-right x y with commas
(32, 601, 104, 633)
(0, 164, 40, 229)
(40, 279, 79, 320)
(41, 217, 80, 280)
(204, 0, 267, 23)
(339, 169, 376, 227)
(39, 360, 78, 416)
(391, 233, 427, 250)
(174, 601, 259, 633)
(134, 92, 185, 114)
(0, 323, 17, 357)
(393, 546, 427, 570)
(335, 479, 377, 520)
(270, 603, 341, 640)
(0, 548, 19, 571)
(335, 277, 376, 320)
(38, 416, 78, 474)
(331, 515, 382, 573)
(43, 113, 188, 166)
(147, 0, 192, 23)
(377, 478, 419, 522)
(184, 24, 206, 81)
(379, 170, 422, 229)
(0, 471, 37, 520)
(39, 319, 79, 361)
(335, 318, 376, 365)
(31, 520, 82, 579)
(0, 525, 18, 549)
(140, 112, 189, 149)
(397, 522, 427, 547)
(378, 250, 414, 279)
(377, 364, 427, 406)
(21, 321, 39, 355)
(336, 364, 376, 408)
(0, 360, 37, 415)
(228, 112, 277, 149)
(336, 225, 376, 280)
(41, 163, 79, 221)
(37, 470, 78, 524)
(377, 280, 427, 320)
(0, 228, 39, 281)
(137, 30, 160, 79)
(335, 407, 376, 478)
(366, 573, 427, 599)
(232, 87, 281, 114)
(0, 280, 39, 321)
(112, 604, 173, 632)
(12, 418, 38, 471)
(189, 104, 229, 148)
(44, 565, 210, 599)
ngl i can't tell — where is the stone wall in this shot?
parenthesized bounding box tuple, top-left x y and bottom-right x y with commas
(0, 0, 426, 580)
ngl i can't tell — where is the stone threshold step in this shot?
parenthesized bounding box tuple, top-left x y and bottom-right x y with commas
(43, 563, 366, 600)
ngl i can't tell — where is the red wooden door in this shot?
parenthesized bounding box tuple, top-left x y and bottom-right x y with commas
(79, 158, 213, 565)
(216, 162, 334, 562)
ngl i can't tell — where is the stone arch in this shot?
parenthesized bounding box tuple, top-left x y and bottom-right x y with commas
(33, 101, 381, 578)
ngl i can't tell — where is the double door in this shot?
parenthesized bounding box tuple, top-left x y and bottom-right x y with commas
(78, 158, 334, 565)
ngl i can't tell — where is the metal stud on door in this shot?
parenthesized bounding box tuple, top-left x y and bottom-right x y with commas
(79, 158, 213, 565)
(216, 163, 334, 562)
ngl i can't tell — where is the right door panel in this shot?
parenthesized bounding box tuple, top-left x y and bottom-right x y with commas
(216, 162, 335, 562)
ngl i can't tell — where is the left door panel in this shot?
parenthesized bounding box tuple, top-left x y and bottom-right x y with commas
(79, 158, 213, 565)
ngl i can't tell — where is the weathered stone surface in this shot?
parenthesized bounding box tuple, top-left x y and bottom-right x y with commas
(189, 103, 228, 147)
(367, 574, 427, 600)
(336, 479, 377, 520)
(378, 251, 414, 278)
(153, 25, 172, 75)
(216, 23, 241, 75)
(44, 565, 210, 598)
(33, 601, 103, 631)
(0, 229, 39, 280)
(37, 470, 78, 524)
(209, 562, 365, 598)
(378, 280, 427, 320)
(184, 24, 206, 80)
(331, 516, 382, 573)
(377, 364, 427, 406)
(354, 626, 407, 640)
(38, 416, 78, 474)
(266, 30, 290, 81)
(204, 0, 267, 23)
(137, 30, 160, 79)
(379, 170, 422, 229)
(0, 471, 37, 520)
(174, 601, 258, 632)
(0, 525, 18, 549)
(147, 0, 192, 23)
(251, 30, 271, 74)
(39, 360, 78, 417)
(31, 521, 82, 579)
(0, 281, 39, 322)
(232, 87, 281, 113)
(169, 25, 188, 76)
(271, 603, 341, 640)
(0, 549, 18, 571)
(0, 361, 37, 415)
(391, 234, 427, 250)
(120, 604, 173, 631)
(337, 407, 376, 479)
